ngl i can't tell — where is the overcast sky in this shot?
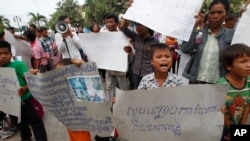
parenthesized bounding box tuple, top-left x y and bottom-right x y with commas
(0, 0, 86, 27)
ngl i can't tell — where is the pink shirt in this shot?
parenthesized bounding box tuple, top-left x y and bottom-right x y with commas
(31, 39, 49, 65)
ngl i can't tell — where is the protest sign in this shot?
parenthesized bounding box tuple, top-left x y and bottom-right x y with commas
(25, 62, 113, 136)
(0, 68, 21, 123)
(231, 5, 250, 46)
(5, 30, 32, 69)
(113, 84, 228, 141)
(78, 32, 129, 72)
(123, 0, 203, 41)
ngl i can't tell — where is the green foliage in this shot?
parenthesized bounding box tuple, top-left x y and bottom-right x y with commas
(202, 0, 247, 14)
(48, 0, 84, 30)
(28, 12, 47, 28)
(0, 16, 10, 32)
(83, 0, 126, 28)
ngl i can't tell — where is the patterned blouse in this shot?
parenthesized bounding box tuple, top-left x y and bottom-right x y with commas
(138, 72, 184, 90)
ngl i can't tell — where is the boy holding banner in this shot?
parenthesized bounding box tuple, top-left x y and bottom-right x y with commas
(138, 43, 183, 89)
(0, 40, 47, 141)
(217, 43, 250, 141)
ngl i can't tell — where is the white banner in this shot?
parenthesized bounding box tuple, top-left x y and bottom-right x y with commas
(113, 84, 228, 141)
(0, 68, 21, 123)
(231, 5, 250, 46)
(25, 62, 113, 136)
(78, 32, 129, 72)
(123, 0, 203, 41)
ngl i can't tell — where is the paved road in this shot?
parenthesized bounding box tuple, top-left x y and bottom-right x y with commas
(1, 109, 70, 141)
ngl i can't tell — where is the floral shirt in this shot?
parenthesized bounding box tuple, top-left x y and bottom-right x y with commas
(138, 72, 184, 90)
(216, 76, 250, 124)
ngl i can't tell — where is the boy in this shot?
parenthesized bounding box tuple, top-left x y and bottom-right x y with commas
(0, 40, 47, 141)
(217, 43, 250, 141)
(138, 43, 183, 89)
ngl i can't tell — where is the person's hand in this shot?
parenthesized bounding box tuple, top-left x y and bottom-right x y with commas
(18, 86, 28, 96)
(127, 0, 134, 8)
(112, 97, 116, 104)
(62, 29, 73, 38)
(72, 59, 84, 67)
(124, 46, 132, 53)
(30, 69, 39, 75)
(220, 105, 227, 114)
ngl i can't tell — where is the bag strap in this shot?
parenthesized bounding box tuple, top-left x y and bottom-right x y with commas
(63, 38, 71, 58)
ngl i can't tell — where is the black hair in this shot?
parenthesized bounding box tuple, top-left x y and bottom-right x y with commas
(199, 10, 205, 14)
(209, 0, 230, 14)
(0, 40, 11, 53)
(148, 28, 154, 36)
(29, 24, 37, 29)
(90, 23, 100, 32)
(24, 29, 36, 42)
(7, 26, 15, 30)
(56, 58, 72, 66)
(220, 43, 250, 68)
(0, 31, 5, 40)
(149, 43, 172, 59)
(58, 15, 69, 21)
(105, 14, 119, 23)
(203, 13, 209, 24)
(102, 13, 111, 21)
(40, 26, 48, 32)
(77, 24, 83, 28)
(225, 13, 238, 22)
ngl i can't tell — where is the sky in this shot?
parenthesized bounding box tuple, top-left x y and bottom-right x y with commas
(0, 0, 86, 27)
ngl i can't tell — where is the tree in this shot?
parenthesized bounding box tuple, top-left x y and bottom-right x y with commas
(28, 12, 47, 28)
(0, 15, 10, 32)
(202, 0, 247, 14)
(83, 0, 126, 27)
(48, 0, 84, 30)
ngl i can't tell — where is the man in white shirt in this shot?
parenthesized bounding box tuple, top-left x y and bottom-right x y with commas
(55, 15, 82, 59)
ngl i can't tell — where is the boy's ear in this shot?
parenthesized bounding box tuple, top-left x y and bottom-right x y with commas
(150, 58, 153, 65)
(225, 65, 232, 71)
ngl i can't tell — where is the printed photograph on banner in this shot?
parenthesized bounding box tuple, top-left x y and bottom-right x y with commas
(68, 75, 105, 102)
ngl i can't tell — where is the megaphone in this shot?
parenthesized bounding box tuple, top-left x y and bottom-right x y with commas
(55, 21, 68, 34)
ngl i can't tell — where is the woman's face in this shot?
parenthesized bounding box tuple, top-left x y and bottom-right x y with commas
(208, 3, 227, 29)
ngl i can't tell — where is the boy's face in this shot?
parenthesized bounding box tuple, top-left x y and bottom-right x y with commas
(150, 48, 173, 73)
(226, 54, 250, 77)
(0, 48, 12, 66)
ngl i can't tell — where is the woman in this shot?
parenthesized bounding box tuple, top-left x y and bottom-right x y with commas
(181, 0, 234, 84)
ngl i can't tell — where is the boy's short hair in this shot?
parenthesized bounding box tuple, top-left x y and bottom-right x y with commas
(24, 29, 36, 42)
(149, 43, 172, 59)
(29, 24, 37, 29)
(220, 43, 250, 68)
(105, 14, 119, 23)
(0, 40, 11, 53)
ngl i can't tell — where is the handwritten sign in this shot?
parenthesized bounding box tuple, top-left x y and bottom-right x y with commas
(78, 32, 129, 72)
(113, 84, 228, 141)
(231, 5, 250, 46)
(25, 62, 113, 136)
(0, 68, 21, 123)
(123, 0, 203, 41)
(5, 30, 32, 69)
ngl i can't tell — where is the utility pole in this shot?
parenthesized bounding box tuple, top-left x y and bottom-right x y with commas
(13, 16, 22, 35)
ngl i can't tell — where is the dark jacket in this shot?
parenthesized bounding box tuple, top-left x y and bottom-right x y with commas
(181, 26, 234, 82)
